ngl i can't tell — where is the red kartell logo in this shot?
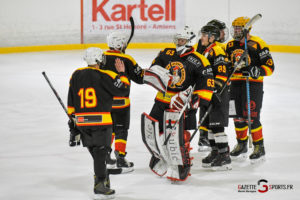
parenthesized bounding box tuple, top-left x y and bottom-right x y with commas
(92, 0, 176, 22)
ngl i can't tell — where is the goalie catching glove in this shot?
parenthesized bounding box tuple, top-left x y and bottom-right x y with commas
(143, 65, 179, 92)
(68, 117, 81, 147)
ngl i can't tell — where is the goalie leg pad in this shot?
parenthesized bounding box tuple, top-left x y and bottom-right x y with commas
(164, 110, 192, 181)
(141, 112, 169, 176)
(149, 155, 168, 176)
(141, 112, 161, 157)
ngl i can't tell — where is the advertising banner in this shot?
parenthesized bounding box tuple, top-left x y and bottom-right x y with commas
(82, 0, 185, 43)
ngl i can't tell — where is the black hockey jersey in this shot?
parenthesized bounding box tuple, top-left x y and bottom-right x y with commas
(226, 35, 275, 83)
(151, 47, 214, 107)
(102, 50, 144, 109)
(195, 42, 229, 87)
(67, 67, 129, 128)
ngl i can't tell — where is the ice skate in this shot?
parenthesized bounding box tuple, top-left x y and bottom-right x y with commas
(114, 151, 134, 173)
(230, 141, 248, 161)
(211, 152, 232, 171)
(202, 149, 218, 168)
(94, 176, 115, 200)
(249, 144, 266, 164)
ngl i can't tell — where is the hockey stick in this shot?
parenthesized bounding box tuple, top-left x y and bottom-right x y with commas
(122, 16, 135, 52)
(242, 14, 262, 148)
(42, 71, 72, 121)
(127, 16, 135, 45)
(163, 85, 195, 145)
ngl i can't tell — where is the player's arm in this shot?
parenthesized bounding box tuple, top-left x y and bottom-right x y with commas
(100, 68, 130, 97)
(193, 58, 214, 107)
(213, 53, 228, 90)
(257, 45, 274, 77)
(124, 55, 144, 84)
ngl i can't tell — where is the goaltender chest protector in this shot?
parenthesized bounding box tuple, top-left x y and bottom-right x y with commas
(157, 48, 203, 91)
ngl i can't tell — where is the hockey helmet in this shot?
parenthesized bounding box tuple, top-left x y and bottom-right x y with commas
(231, 16, 251, 41)
(107, 31, 129, 51)
(200, 24, 220, 42)
(173, 25, 196, 55)
(83, 47, 103, 65)
(207, 19, 229, 42)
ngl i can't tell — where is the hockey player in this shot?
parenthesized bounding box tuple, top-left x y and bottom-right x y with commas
(226, 16, 275, 163)
(67, 47, 130, 199)
(207, 19, 229, 50)
(141, 26, 214, 181)
(195, 24, 231, 170)
(101, 31, 145, 173)
(195, 20, 229, 152)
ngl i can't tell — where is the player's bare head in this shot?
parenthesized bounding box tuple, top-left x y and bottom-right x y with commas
(173, 25, 196, 55)
(107, 31, 129, 52)
(199, 24, 220, 46)
(83, 47, 103, 67)
(231, 16, 251, 41)
(207, 19, 228, 42)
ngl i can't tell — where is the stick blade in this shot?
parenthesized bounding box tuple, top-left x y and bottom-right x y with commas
(244, 14, 262, 30)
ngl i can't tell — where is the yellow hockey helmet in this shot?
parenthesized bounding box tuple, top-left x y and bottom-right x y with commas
(232, 16, 250, 27)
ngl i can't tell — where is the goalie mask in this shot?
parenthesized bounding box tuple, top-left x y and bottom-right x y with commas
(83, 47, 103, 65)
(231, 16, 251, 41)
(107, 31, 129, 52)
(173, 26, 196, 55)
(207, 19, 229, 43)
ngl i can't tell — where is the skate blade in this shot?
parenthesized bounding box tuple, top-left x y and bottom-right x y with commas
(118, 166, 134, 174)
(230, 153, 247, 161)
(202, 163, 212, 168)
(212, 164, 232, 171)
(250, 156, 266, 164)
(198, 146, 212, 152)
(94, 193, 115, 200)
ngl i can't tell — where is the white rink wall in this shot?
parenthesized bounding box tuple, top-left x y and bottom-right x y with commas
(0, 0, 300, 47)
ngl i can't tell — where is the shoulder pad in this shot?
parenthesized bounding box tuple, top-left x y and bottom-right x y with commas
(104, 51, 137, 65)
(190, 52, 210, 67)
(212, 45, 226, 56)
(249, 35, 268, 49)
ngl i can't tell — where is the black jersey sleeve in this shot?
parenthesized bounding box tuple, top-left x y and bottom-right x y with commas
(99, 69, 130, 97)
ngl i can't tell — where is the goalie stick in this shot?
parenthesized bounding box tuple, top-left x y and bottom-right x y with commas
(189, 13, 262, 142)
(163, 85, 194, 145)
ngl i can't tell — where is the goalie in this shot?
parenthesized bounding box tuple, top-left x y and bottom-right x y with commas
(141, 26, 214, 182)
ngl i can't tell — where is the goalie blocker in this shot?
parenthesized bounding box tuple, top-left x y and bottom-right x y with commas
(141, 110, 192, 182)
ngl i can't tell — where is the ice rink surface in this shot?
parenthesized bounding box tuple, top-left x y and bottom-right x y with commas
(0, 49, 299, 200)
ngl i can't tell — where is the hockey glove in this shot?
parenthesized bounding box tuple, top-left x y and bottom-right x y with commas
(189, 94, 200, 110)
(211, 80, 223, 106)
(170, 91, 189, 111)
(249, 65, 261, 79)
(235, 60, 246, 71)
(68, 119, 81, 147)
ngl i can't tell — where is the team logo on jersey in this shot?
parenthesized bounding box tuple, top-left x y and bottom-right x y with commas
(266, 58, 273, 66)
(166, 61, 186, 88)
(231, 49, 251, 66)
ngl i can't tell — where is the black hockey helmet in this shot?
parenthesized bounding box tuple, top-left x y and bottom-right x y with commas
(207, 19, 226, 30)
(200, 24, 220, 42)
